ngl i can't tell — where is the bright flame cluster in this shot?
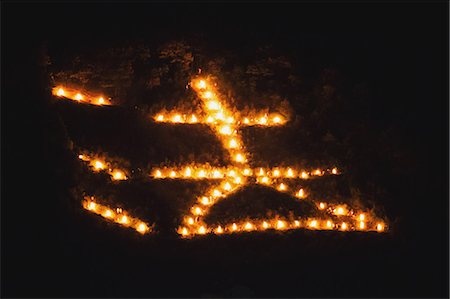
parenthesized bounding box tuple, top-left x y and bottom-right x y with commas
(151, 77, 387, 237)
(151, 165, 338, 180)
(82, 197, 151, 234)
(52, 86, 111, 106)
(78, 153, 127, 181)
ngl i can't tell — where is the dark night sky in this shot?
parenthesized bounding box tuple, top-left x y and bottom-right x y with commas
(2, 2, 449, 298)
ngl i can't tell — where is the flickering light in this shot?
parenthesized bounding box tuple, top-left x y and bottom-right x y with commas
(243, 118, 250, 124)
(334, 206, 346, 216)
(223, 182, 232, 191)
(137, 223, 148, 233)
(78, 154, 84, 159)
(226, 116, 234, 124)
(200, 196, 209, 206)
(181, 227, 189, 236)
(228, 170, 236, 177)
(198, 226, 206, 234)
(193, 206, 203, 215)
(88, 202, 96, 211)
(216, 111, 225, 120)
(296, 188, 305, 198)
(74, 93, 83, 101)
(198, 170, 206, 177)
(219, 125, 232, 135)
(301, 171, 309, 179)
(245, 222, 253, 230)
(377, 223, 384, 232)
(97, 97, 105, 105)
(120, 215, 128, 224)
(286, 168, 294, 177)
(261, 176, 270, 184)
(190, 115, 198, 123)
(206, 99, 219, 109)
(232, 223, 238, 231)
(276, 220, 286, 229)
(278, 183, 287, 191)
(213, 170, 222, 178)
(234, 176, 242, 184)
(262, 221, 269, 229)
(235, 153, 245, 163)
(243, 168, 251, 176)
(229, 139, 238, 148)
(359, 214, 365, 221)
(326, 220, 333, 229)
(204, 91, 214, 99)
(294, 220, 301, 227)
(309, 220, 318, 228)
(197, 80, 207, 89)
(272, 169, 280, 177)
(359, 221, 365, 230)
(259, 116, 268, 125)
(170, 171, 177, 178)
(156, 114, 164, 122)
(314, 169, 322, 176)
(212, 189, 222, 197)
(206, 116, 215, 123)
(112, 170, 126, 180)
(273, 116, 282, 124)
(257, 168, 265, 176)
(332, 167, 338, 174)
(216, 226, 223, 234)
(154, 170, 162, 178)
(184, 167, 192, 177)
(187, 217, 195, 225)
(94, 160, 105, 170)
(103, 209, 113, 218)
(319, 202, 326, 210)
(341, 222, 348, 230)
(56, 87, 65, 97)
(172, 114, 182, 123)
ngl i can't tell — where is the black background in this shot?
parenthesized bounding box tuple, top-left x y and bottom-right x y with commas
(2, 2, 449, 298)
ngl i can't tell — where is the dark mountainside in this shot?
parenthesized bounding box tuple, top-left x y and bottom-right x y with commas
(3, 3, 448, 298)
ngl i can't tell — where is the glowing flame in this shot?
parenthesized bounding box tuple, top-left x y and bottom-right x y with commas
(219, 125, 232, 135)
(198, 226, 206, 234)
(296, 188, 305, 198)
(276, 220, 286, 229)
(93, 160, 105, 170)
(341, 222, 348, 230)
(309, 219, 318, 228)
(197, 80, 207, 89)
(286, 168, 294, 177)
(206, 99, 219, 109)
(262, 221, 269, 229)
(319, 202, 326, 210)
(301, 171, 309, 179)
(56, 87, 65, 97)
(377, 223, 384, 232)
(278, 183, 287, 191)
(332, 167, 338, 174)
(245, 222, 253, 230)
(136, 223, 148, 234)
(112, 170, 126, 180)
(229, 139, 238, 148)
(74, 93, 83, 101)
(216, 226, 223, 234)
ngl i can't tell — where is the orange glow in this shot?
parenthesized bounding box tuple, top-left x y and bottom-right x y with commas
(93, 160, 105, 170)
(286, 168, 295, 177)
(377, 223, 384, 232)
(309, 219, 318, 228)
(245, 222, 253, 230)
(334, 206, 347, 216)
(229, 139, 239, 148)
(187, 217, 195, 225)
(56, 87, 65, 96)
(262, 221, 269, 229)
(276, 220, 286, 229)
(197, 80, 207, 89)
(359, 214, 365, 221)
(206, 99, 219, 109)
(232, 223, 238, 231)
(358, 221, 365, 230)
(219, 125, 232, 135)
(332, 167, 338, 174)
(272, 169, 281, 177)
(296, 188, 306, 198)
(112, 170, 126, 180)
(198, 226, 206, 234)
(136, 223, 148, 234)
(301, 171, 309, 179)
(278, 183, 287, 191)
(326, 220, 334, 229)
(172, 114, 182, 123)
(216, 226, 223, 234)
(319, 202, 326, 210)
(341, 222, 348, 230)
(74, 93, 83, 101)
(235, 153, 245, 163)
